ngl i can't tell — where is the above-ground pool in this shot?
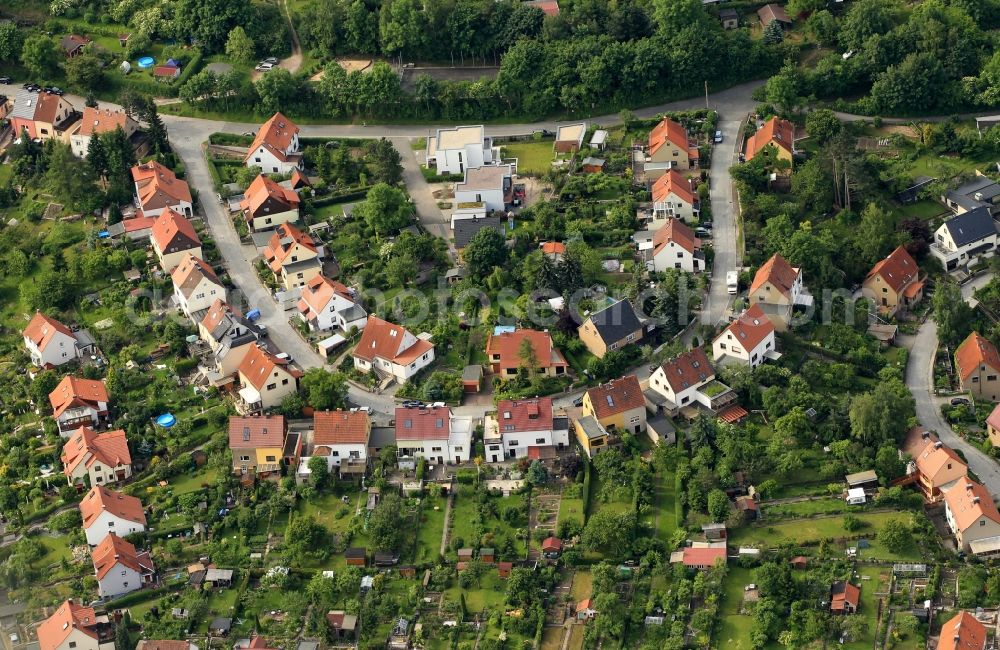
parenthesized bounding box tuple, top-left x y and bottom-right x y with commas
(156, 413, 176, 428)
(137, 56, 155, 69)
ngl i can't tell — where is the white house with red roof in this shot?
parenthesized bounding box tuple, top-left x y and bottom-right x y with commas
(49, 376, 109, 435)
(23, 312, 89, 368)
(171, 253, 226, 319)
(304, 410, 372, 476)
(395, 405, 466, 464)
(483, 397, 569, 462)
(245, 112, 302, 174)
(937, 611, 987, 650)
(37, 599, 111, 650)
(131, 161, 192, 217)
(241, 174, 301, 232)
(236, 345, 302, 413)
(648, 218, 702, 273)
(651, 169, 698, 222)
(352, 316, 435, 383)
(296, 275, 368, 333)
(80, 485, 146, 545)
(61, 427, 132, 486)
(711, 304, 777, 368)
(943, 478, 1000, 555)
(68, 107, 139, 158)
(647, 348, 736, 416)
(150, 208, 201, 272)
(92, 533, 155, 597)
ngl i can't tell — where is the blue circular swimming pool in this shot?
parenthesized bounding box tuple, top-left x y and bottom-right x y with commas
(156, 413, 176, 428)
(137, 56, 155, 69)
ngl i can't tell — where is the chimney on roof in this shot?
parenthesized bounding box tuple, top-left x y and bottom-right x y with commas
(974, 496, 981, 504)
(934, 441, 943, 449)
(921, 430, 930, 439)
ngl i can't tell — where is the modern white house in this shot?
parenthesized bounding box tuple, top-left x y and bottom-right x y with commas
(61, 427, 132, 487)
(244, 112, 302, 174)
(80, 486, 147, 546)
(351, 316, 435, 383)
(426, 125, 499, 175)
(454, 164, 513, 213)
(171, 254, 226, 320)
(92, 533, 155, 598)
(296, 275, 368, 333)
(23, 312, 93, 368)
(483, 398, 569, 462)
(930, 206, 999, 271)
(711, 304, 778, 368)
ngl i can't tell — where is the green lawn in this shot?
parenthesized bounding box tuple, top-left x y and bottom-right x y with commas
(730, 511, 912, 549)
(843, 566, 888, 650)
(895, 198, 946, 221)
(501, 141, 555, 176)
(558, 495, 585, 530)
(654, 470, 677, 540)
(570, 570, 592, 602)
(35, 534, 73, 568)
(449, 492, 480, 552)
(414, 494, 447, 563)
(764, 498, 851, 518)
(716, 567, 775, 650)
(299, 492, 363, 538)
(169, 467, 219, 495)
(444, 572, 506, 612)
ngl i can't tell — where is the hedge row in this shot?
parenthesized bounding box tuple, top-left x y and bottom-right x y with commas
(581, 459, 592, 524)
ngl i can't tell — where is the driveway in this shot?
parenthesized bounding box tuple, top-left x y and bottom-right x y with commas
(904, 318, 1000, 497)
(391, 136, 454, 258)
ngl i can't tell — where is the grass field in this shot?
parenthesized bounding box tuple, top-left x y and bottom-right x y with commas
(449, 492, 480, 552)
(558, 494, 585, 529)
(730, 511, 913, 550)
(571, 570, 593, 602)
(414, 494, 447, 563)
(715, 567, 769, 650)
(843, 566, 889, 650)
(501, 141, 555, 176)
(444, 572, 506, 612)
(895, 198, 947, 221)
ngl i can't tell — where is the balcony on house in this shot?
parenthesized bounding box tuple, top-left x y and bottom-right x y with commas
(700, 380, 737, 411)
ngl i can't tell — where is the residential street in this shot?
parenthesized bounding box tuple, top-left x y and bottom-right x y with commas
(703, 113, 744, 326)
(904, 292, 1000, 498)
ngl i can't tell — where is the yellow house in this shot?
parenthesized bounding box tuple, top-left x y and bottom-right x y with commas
(748, 253, 805, 331)
(263, 223, 322, 290)
(988, 404, 1000, 447)
(582, 375, 647, 435)
(647, 118, 693, 170)
(228, 415, 287, 476)
(745, 116, 794, 166)
(578, 300, 644, 359)
(861, 246, 924, 317)
(150, 208, 202, 272)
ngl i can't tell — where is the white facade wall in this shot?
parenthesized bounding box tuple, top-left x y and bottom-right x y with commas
(454, 187, 505, 213)
(712, 331, 775, 368)
(24, 331, 79, 367)
(85, 511, 146, 546)
(651, 241, 699, 273)
(97, 563, 142, 598)
(175, 278, 226, 319)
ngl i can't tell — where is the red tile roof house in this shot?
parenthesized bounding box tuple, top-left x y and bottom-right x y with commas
(862, 245, 924, 317)
(575, 598, 597, 621)
(152, 64, 181, 81)
(92, 533, 155, 598)
(352, 316, 435, 384)
(79, 485, 146, 545)
(394, 405, 463, 465)
(829, 581, 860, 615)
(9, 88, 77, 141)
(647, 347, 736, 417)
(262, 222, 322, 290)
(938, 611, 987, 650)
(647, 217, 703, 274)
(483, 397, 569, 461)
(900, 427, 968, 502)
(650, 169, 698, 222)
(150, 208, 202, 272)
(747, 253, 809, 330)
(745, 116, 795, 168)
(757, 3, 792, 29)
(68, 106, 140, 158)
(711, 304, 778, 368)
(245, 112, 303, 174)
(229, 415, 287, 476)
(241, 174, 301, 232)
(171, 253, 226, 320)
(987, 404, 1000, 447)
(677, 546, 727, 570)
(485, 329, 568, 379)
(296, 274, 368, 334)
(48, 376, 110, 435)
(37, 599, 111, 650)
(23, 312, 89, 368)
(955, 332, 1000, 402)
(645, 117, 696, 176)
(61, 426, 132, 487)
(541, 536, 563, 558)
(304, 410, 372, 478)
(235, 345, 302, 414)
(131, 161, 193, 217)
